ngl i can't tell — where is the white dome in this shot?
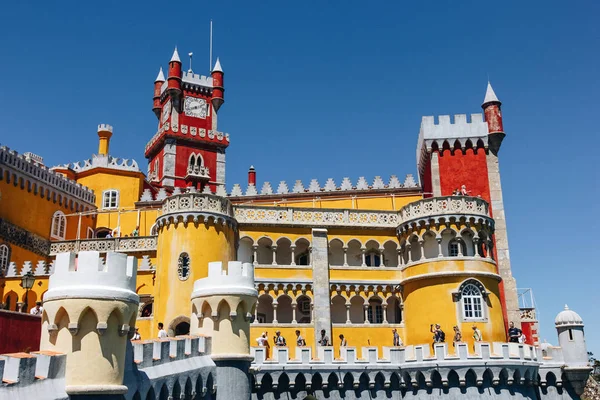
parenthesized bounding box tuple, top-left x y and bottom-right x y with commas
(554, 304, 584, 327)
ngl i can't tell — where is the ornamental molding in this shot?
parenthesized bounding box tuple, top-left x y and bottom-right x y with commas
(0, 145, 95, 205)
(400, 270, 501, 285)
(0, 218, 50, 257)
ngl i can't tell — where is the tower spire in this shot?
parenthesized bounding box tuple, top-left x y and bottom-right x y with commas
(155, 67, 165, 82)
(481, 81, 505, 154)
(170, 47, 181, 63)
(482, 81, 500, 106)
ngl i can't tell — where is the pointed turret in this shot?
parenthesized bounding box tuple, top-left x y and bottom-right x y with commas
(152, 67, 165, 119)
(481, 81, 505, 154)
(211, 57, 225, 112)
(167, 47, 183, 109)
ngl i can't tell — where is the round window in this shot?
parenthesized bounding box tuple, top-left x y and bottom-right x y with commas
(178, 252, 190, 281)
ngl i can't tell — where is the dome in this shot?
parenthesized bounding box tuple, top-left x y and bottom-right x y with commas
(554, 304, 584, 327)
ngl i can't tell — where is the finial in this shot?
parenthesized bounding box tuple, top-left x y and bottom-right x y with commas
(564, 304, 569, 310)
(170, 47, 181, 63)
(482, 81, 500, 106)
(249, 165, 255, 170)
(188, 52, 193, 73)
(155, 67, 165, 82)
(213, 57, 223, 73)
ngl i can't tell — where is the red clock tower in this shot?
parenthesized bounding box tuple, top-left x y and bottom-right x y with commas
(146, 48, 228, 192)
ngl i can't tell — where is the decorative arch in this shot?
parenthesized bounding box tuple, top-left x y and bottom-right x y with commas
(168, 315, 191, 336)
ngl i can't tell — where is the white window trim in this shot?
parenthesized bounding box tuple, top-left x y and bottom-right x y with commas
(102, 189, 120, 210)
(0, 244, 10, 273)
(454, 279, 488, 322)
(86, 227, 94, 239)
(51, 211, 67, 240)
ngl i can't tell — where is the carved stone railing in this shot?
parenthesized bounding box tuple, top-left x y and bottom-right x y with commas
(49, 236, 157, 255)
(234, 206, 399, 229)
(399, 196, 490, 223)
(185, 165, 210, 180)
(157, 193, 236, 228)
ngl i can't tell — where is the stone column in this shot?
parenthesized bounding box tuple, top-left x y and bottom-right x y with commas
(311, 228, 332, 348)
(379, 248, 386, 267)
(418, 240, 425, 260)
(290, 246, 296, 266)
(407, 244, 413, 263)
(473, 238, 481, 257)
(292, 303, 297, 324)
(271, 246, 277, 266)
(486, 152, 521, 326)
(397, 249, 403, 267)
(343, 247, 348, 266)
(363, 304, 370, 324)
(272, 302, 278, 324)
(345, 303, 351, 324)
(437, 238, 443, 257)
(252, 245, 258, 266)
(361, 248, 367, 267)
(382, 304, 388, 323)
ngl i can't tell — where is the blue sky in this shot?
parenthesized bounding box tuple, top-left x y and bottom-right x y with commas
(0, 1, 598, 354)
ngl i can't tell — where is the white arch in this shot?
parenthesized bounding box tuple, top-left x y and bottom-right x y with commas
(51, 211, 67, 240)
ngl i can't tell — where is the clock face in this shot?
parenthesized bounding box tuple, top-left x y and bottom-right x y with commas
(184, 97, 207, 119)
(161, 100, 172, 124)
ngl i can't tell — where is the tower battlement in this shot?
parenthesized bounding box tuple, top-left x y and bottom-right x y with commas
(44, 251, 138, 303)
(192, 261, 256, 298)
(420, 114, 488, 141)
(97, 124, 113, 133)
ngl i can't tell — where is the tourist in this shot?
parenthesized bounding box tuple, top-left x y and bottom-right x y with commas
(472, 325, 482, 342)
(460, 185, 469, 196)
(518, 332, 527, 344)
(295, 330, 306, 346)
(452, 325, 462, 346)
(29, 301, 43, 316)
(274, 330, 286, 347)
(318, 329, 330, 346)
(132, 226, 140, 237)
(339, 334, 348, 347)
(106, 231, 113, 238)
(430, 323, 445, 345)
(132, 328, 141, 341)
(392, 328, 403, 346)
(256, 332, 270, 358)
(508, 321, 522, 343)
(157, 322, 168, 338)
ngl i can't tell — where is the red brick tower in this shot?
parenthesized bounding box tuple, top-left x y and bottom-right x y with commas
(145, 48, 229, 191)
(416, 82, 520, 333)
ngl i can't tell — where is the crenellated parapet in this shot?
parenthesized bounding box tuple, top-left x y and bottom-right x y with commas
(0, 144, 95, 205)
(250, 342, 575, 398)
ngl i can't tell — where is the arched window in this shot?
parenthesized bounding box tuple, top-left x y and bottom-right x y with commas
(448, 239, 466, 257)
(188, 153, 203, 173)
(51, 211, 67, 240)
(86, 227, 94, 239)
(178, 252, 190, 281)
(462, 284, 484, 320)
(0, 244, 10, 274)
(367, 298, 384, 324)
(102, 189, 119, 210)
(365, 251, 381, 267)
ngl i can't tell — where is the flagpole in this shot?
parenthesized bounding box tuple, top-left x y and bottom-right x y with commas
(209, 19, 213, 71)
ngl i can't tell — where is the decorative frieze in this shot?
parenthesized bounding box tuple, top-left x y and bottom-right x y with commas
(0, 218, 50, 256)
(156, 193, 236, 228)
(234, 207, 399, 229)
(399, 196, 490, 225)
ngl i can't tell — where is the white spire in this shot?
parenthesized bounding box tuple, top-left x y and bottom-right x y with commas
(170, 47, 181, 63)
(155, 67, 165, 82)
(482, 81, 500, 105)
(213, 57, 223, 73)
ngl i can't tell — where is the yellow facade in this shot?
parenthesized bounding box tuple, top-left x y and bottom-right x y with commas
(0, 127, 511, 359)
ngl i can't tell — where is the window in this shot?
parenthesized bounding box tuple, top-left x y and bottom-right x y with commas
(462, 284, 483, 319)
(449, 239, 466, 257)
(178, 252, 190, 281)
(102, 190, 119, 210)
(51, 211, 67, 240)
(0, 244, 10, 274)
(296, 252, 309, 266)
(86, 227, 94, 239)
(188, 153, 204, 174)
(365, 251, 381, 267)
(367, 299, 384, 324)
(568, 329, 573, 341)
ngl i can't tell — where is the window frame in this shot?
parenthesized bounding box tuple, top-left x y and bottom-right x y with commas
(102, 189, 120, 210)
(0, 244, 10, 274)
(51, 211, 67, 240)
(454, 279, 488, 322)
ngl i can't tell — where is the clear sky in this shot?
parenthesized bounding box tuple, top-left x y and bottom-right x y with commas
(0, 1, 598, 354)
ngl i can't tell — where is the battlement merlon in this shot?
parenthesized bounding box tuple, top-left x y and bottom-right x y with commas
(44, 251, 138, 303)
(191, 261, 257, 298)
(416, 113, 489, 168)
(97, 124, 113, 134)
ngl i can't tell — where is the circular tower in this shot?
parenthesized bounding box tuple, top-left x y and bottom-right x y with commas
(397, 196, 507, 347)
(153, 192, 238, 336)
(40, 251, 139, 396)
(191, 260, 257, 400)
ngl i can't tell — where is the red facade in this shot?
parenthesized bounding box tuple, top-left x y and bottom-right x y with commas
(0, 310, 41, 354)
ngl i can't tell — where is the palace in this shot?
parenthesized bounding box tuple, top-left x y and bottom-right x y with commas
(0, 48, 592, 400)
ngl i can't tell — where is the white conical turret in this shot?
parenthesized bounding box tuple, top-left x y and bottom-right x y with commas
(213, 57, 223, 73)
(155, 67, 165, 82)
(482, 81, 500, 106)
(170, 47, 181, 63)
